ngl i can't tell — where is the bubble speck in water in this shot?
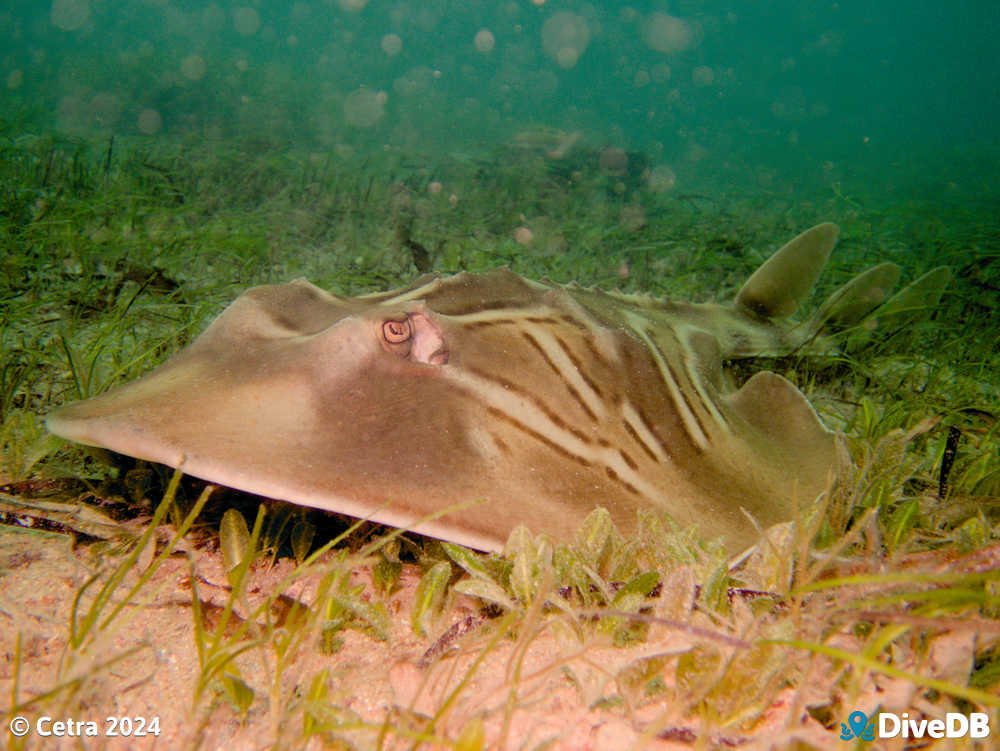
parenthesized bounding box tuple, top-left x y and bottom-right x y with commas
(648, 165, 677, 192)
(556, 48, 578, 68)
(233, 7, 260, 37)
(474, 28, 495, 53)
(343, 88, 385, 128)
(542, 12, 590, 70)
(51, 0, 89, 31)
(90, 92, 122, 126)
(644, 12, 694, 54)
(393, 66, 433, 96)
(381, 33, 402, 56)
(181, 54, 207, 81)
(692, 65, 714, 86)
(137, 109, 163, 135)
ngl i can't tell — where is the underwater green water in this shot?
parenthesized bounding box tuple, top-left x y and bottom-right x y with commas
(3, 0, 998, 204)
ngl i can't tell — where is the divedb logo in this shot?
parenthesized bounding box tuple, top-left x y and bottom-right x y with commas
(840, 710, 991, 741)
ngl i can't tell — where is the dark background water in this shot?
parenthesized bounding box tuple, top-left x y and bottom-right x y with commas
(3, 0, 998, 201)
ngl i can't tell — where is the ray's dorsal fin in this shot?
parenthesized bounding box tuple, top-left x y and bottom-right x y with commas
(865, 266, 952, 327)
(812, 261, 902, 333)
(805, 263, 951, 349)
(735, 222, 840, 319)
(842, 265, 953, 351)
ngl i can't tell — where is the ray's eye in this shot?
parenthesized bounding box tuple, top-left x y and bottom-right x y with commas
(379, 312, 449, 364)
(380, 316, 414, 358)
(382, 318, 411, 344)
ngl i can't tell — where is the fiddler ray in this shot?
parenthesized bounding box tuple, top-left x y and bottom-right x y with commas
(47, 224, 951, 552)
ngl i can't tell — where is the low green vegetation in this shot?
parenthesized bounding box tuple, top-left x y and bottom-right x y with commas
(1, 118, 998, 748)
